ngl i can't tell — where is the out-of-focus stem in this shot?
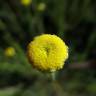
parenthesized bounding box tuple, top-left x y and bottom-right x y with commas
(51, 72, 56, 81)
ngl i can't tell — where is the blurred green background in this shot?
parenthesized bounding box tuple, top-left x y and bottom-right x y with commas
(0, 0, 96, 96)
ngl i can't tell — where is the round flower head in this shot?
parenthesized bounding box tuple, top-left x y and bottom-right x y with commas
(37, 3, 46, 11)
(5, 47, 15, 57)
(27, 34, 68, 72)
(21, 0, 32, 6)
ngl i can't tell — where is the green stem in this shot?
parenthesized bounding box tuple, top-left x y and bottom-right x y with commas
(51, 72, 56, 81)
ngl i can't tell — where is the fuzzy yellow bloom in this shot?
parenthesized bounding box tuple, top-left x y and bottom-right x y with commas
(4, 47, 15, 57)
(37, 3, 46, 11)
(21, 0, 32, 6)
(27, 34, 68, 72)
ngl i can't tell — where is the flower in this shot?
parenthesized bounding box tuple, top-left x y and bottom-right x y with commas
(4, 47, 16, 57)
(37, 3, 46, 11)
(21, 0, 32, 6)
(27, 34, 68, 72)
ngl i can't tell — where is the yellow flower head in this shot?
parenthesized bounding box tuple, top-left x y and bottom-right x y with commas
(37, 3, 46, 11)
(21, 0, 32, 6)
(4, 47, 16, 57)
(27, 34, 68, 72)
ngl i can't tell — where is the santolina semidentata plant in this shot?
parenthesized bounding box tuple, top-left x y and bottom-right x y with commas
(27, 34, 68, 73)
